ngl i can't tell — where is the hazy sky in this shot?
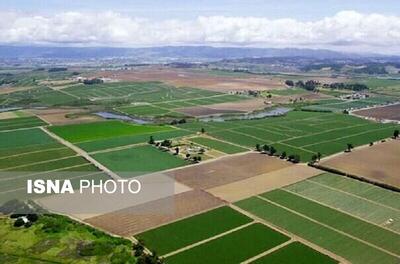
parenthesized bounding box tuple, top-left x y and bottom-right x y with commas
(1, 0, 400, 53)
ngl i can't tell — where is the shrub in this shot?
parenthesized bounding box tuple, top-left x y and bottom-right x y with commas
(14, 218, 25, 227)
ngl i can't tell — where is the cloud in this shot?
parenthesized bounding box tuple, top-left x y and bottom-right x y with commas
(0, 10, 400, 53)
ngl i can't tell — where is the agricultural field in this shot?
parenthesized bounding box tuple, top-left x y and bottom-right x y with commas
(302, 95, 398, 112)
(178, 111, 399, 162)
(93, 145, 189, 177)
(320, 140, 400, 188)
(0, 116, 46, 131)
(0, 127, 109, 204)
(236, 173, 400, 264)
(189, 136, 248, 154)
(48, 120, 174, 143)
(353, 103, 400, 121)
(136, 206, 252, 255)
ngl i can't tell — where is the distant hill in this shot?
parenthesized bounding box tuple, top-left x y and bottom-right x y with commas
(0, 45, 358, 60)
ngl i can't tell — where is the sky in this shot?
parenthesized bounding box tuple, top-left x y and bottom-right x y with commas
(0, 0, 400, 54)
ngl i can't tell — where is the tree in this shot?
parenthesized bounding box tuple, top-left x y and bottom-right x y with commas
(285, 80, 294, 87)
(175, 147, 180, 155)
(317, 152, 322, 161)
(269, 146, 277, 156)
(311, 154, 318, 163)
(262, 144, 270, 153)
(346, 143, 354, 152)
(133, 240, 145, 257)
(14, 218, 25, 227)
(255, 144, 261, 152)
(280, 151, 287, 159)
(185, 153, 191, 160)
(201, 128, 205, 134)
(394, 129, 399, 139)
(148, 136, 155, 145)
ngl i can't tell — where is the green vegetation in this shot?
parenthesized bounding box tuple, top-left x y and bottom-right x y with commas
(286, 178, 400, 232)
(49, 120, 173, 143)
(178, 111, 399, 161)
(262, 189, 400, 255)
(166, 223, 289, 264)
(189, 137, 248, 154)
(93, 145, 188, 176)
(0, 214, 135, 263)
(78, 129, 192, 153)
(252, 242, 338, 264)
(236, 197, 399, 264)
(0, 116, 46, 131)
(0, 128, 56, 149)
(137, 206, 252, 255)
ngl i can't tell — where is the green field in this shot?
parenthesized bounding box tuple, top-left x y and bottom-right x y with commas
(236, 197, 399, 264)
(189, 137, 248, 154)
(166, 223, 289, 264)
(262, 189, 400, 255)
(136, 206, 252, 255)
(93, 145, 188, 176)
(49, 120, 173, 143)
(252, 242, 338, 264)
(78, 129, 192, 153)
(178, 111, 399, 162)
(302, 95, 398, 112)
(286, 175, 400, 232)
(0, 116, 46, 131)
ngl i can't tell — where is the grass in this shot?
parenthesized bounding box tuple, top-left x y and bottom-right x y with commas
(78, 129, 192, 153)
(310, 173, 400, 210)
(92, 145, 189, 177)
(189, 137, 248, 154)
(235, 197, 399, 264)
(0, 128, 56, 150)
(286, 179, 400, 232)
(0, 215, 135, 263)
(251, 242, 338, 264)
(166, 223, 289, 264)
(178, 111, 399, 162)
(262, 189, 400, 255)
(0, 116, 46, 131)
(136, 206, 252, 255)
(48, 120, 173, 143)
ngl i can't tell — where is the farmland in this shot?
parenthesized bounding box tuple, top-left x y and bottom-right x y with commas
(0, 126, 109, 204)
(320, 140, 400, 188)
(235, 173, 400, 264)
(0, 116, 46, 131)
(189, 136, 248, 154)
(93, 145, 189, 176)
(178, 111, 399, 162)
(48, 120, 174, 143)
(353, 103, 400, 121)
(136, 206, 252, 255)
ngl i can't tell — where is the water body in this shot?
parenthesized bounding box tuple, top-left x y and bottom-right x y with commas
(95, 112, 151, 124)
(199, 107, 291, 122)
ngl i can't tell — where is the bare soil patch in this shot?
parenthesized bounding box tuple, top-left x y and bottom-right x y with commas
(27, 108, 102, 125)
(353, 104, 400, 121)
(85, 190, 224, 236)
(95, 67, 284, 92)
(166, 153, 291, 190)
(0, 86, 35, 95)
(321, 140, 400, 188)
(208, 165, 321, 202)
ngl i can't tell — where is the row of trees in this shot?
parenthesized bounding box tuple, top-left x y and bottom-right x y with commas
(255, 144, 301, 163)
(133, 240, 164, 264)
(286, 79, 369, 92)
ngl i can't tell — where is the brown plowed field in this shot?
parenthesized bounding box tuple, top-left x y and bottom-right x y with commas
(28, 108, 102, 125)
(321, 140, 400, 188)
(207, 165, 321, 202)
(85, 190, 224, 236)
(353, 104, 400, 121)
(166, 153, 291, 189)
(94, 68, 284, 92)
